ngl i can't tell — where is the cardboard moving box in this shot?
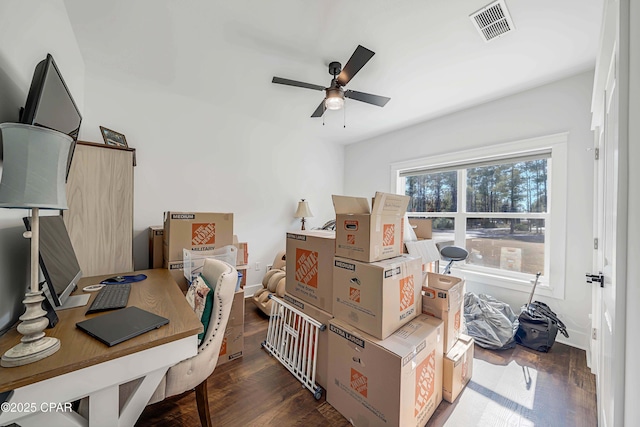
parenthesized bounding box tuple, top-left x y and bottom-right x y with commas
(282, 293, 333, 390)
(163, 211, 234, 262)
(149, 226, 164, 268)
(333, 255, 422, 340)
(422, 272, 465, 354)
(165, 260, 188, 292)
(285, 230, 335, 313)
(327, 315, 444, 427)
(408, 218, 433, 240)
(333, 192, 410, 263)
(443, 334, 474, 403)
(217, 290, 245, 366)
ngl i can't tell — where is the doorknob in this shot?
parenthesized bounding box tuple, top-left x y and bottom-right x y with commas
(586, 272, 604, 287)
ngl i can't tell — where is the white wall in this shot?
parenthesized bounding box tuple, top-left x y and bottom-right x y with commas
(79, 63, 344, 290)
(625, 0, 639, 422)
(0, 1, 85, 333)
(344, 71, 595, 350)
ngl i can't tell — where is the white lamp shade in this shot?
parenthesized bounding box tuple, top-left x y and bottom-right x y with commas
(0, 123, 72, 210)
(294, 200, 313, 218)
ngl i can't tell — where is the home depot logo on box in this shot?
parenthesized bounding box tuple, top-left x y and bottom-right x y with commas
(461, 357, 469, 383)
(399, 275, 415, 311)
(454, 310, 461, 331)
(347, 234, 356, 245)
(383, 224, 395, 246)
(414, 349, 436, 416)
(192, 223, 216, 246)
(295, 248, 319, 288)
(350, 287, 361, 303)
(351, 368, 368, 398)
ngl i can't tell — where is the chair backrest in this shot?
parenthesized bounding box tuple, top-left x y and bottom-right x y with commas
(161, 258, 238, 399)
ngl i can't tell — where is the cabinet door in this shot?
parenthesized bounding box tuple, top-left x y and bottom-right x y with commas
(64, 143, 134, 276)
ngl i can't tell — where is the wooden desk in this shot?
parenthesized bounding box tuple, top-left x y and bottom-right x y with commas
(0, 269, 202, 427)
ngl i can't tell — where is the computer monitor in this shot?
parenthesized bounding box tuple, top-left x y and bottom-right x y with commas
(20, 53, 82, 182)
(23, 215, 89, 310)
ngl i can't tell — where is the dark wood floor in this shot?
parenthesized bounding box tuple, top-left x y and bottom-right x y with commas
(137, 299, 597, 427)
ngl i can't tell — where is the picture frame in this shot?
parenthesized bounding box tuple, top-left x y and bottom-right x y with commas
(99, 126, 128, 148)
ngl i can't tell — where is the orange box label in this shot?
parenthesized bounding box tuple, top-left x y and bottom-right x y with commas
(351, 368, 368, 398)
(295, 248, 319, 288)
(383, 224, 395, 246)
(414, 349, 436, 416)
(347, 234, 356, 245)
(454, 310, 461, 332)
(192, 223, 216, 245)
(399, 275, 415, 311)
(219, 337, 227, 356)
(349, 287, 361, 303)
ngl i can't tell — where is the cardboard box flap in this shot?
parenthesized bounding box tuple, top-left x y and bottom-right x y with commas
(427, 273, 462, 292)
(445, 335, 473, 361)
(332, 195, 370, 215)
(371, 192, 410, 216)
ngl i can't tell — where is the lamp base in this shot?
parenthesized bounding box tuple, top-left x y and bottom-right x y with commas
(1, 291, 61, 367)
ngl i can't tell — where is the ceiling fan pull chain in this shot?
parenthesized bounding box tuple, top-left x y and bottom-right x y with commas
(343, 100, 348, 128)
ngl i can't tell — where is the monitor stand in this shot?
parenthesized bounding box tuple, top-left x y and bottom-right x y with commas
(55, 294, 90, 311)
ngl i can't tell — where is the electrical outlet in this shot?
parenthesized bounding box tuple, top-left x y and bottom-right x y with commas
(266, 264, 273, 272)
(255, 262, 261, 271)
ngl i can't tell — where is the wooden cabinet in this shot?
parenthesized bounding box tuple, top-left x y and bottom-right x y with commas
(63, 141, 135, 276)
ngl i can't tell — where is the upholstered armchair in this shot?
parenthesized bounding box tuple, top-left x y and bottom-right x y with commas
(115, 258, 237, 426)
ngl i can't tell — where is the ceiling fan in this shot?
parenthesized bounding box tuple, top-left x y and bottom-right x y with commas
(272, 45, 390, 118)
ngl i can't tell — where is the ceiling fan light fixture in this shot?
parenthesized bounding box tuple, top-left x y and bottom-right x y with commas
(325, 88, 345, 110)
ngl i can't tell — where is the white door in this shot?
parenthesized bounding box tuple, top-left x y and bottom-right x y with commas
(593, 51, 619, 427)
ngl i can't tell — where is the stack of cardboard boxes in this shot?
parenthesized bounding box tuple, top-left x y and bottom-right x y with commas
(421, 272, 474, 403)
(325, 192, 445, 427)
(160, 211, 246, 364)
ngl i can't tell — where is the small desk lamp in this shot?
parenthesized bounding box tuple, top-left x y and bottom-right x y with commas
(294, 199, 313, 230)
(0, 123, 72, 367)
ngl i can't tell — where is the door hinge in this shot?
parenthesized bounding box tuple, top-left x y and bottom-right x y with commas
(592, 328, 597, 340)
(594, 238, 598, 250)
(594, 148, 599, 160)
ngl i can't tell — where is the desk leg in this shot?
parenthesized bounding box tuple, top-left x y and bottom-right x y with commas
(88, 385, 119, 427)
(119, 367, 169, 427)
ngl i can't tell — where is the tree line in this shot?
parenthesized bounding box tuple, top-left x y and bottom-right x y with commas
(406, 159, 548, 232)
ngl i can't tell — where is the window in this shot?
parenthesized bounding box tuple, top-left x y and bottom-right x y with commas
(392, 133, 568, 299)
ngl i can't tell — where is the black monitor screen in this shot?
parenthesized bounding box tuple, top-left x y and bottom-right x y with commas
(21, 54, 82, 180)
(23, 215, 82, 307)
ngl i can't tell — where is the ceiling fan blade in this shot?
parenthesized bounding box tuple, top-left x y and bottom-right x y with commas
(336, 45, 375, 87)
(272, 77, 325, 91)
(345, 90, 390, 107)
(311, 101, 325, 118)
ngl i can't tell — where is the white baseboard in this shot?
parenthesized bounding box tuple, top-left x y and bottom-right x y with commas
(555, 327, 588, 352)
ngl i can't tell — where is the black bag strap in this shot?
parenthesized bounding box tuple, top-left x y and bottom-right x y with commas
(530, 301, 569, 338)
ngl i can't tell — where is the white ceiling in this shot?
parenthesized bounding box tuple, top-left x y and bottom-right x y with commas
(63, 0, 604, 145)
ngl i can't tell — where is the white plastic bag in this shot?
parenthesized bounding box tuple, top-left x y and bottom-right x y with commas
(463, 292, 519, 350)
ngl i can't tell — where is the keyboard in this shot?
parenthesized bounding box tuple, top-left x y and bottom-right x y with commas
(86, 283, 131, 314)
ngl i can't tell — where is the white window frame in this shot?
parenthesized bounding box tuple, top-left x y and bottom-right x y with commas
(390, 133, 568, 300)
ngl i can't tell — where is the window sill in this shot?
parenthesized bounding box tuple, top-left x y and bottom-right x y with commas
(447, 266, 561, 300)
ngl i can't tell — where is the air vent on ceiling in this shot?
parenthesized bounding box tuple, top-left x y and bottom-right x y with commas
(470, 0, 515, 42)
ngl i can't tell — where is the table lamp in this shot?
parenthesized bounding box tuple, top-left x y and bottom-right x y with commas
(294, 199, 313, 230)
(0, 123, 72, 367)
